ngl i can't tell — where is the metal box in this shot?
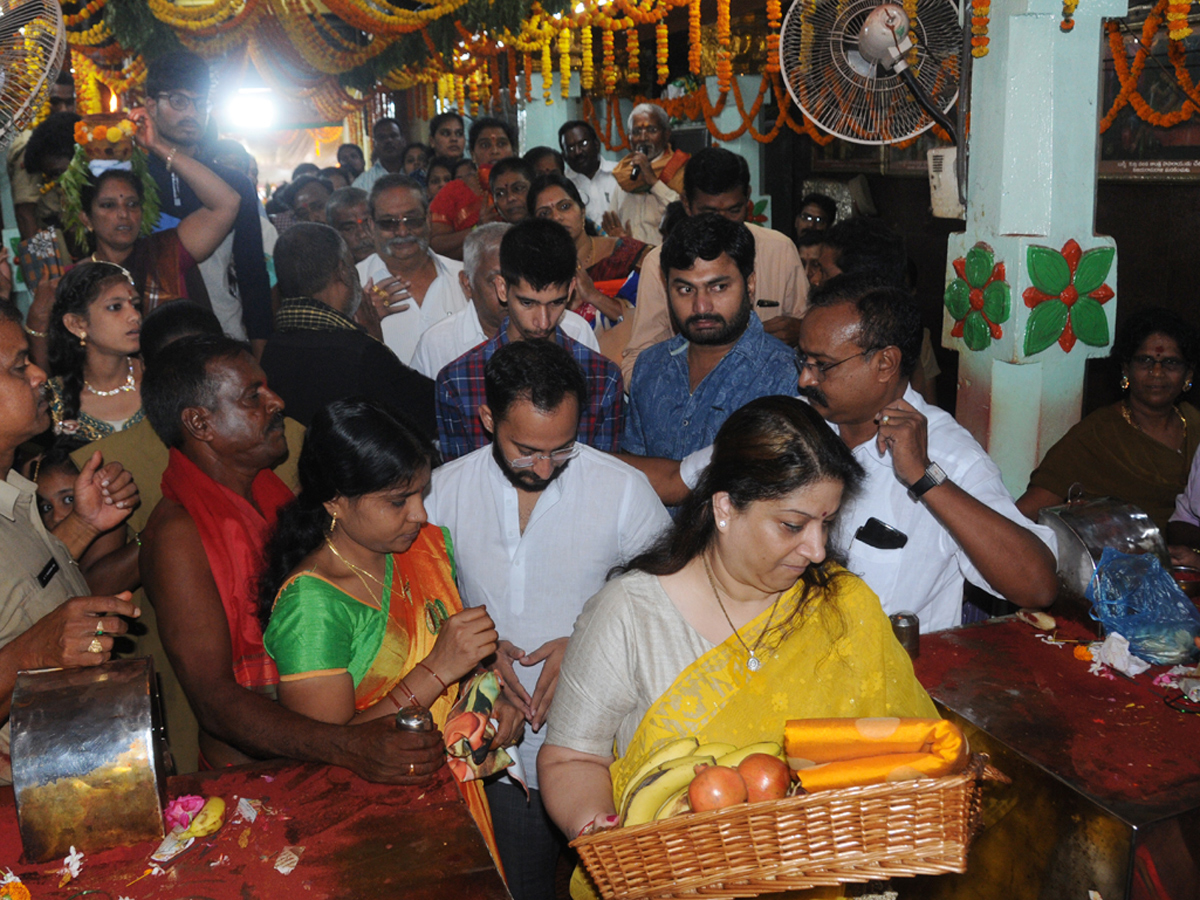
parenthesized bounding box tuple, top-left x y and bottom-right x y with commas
(10, 657, 168, 862)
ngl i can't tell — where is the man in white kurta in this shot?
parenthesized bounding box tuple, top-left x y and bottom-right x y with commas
(425, 339, 669, 900)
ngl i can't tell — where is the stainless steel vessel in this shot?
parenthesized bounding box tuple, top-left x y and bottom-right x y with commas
(1037, 497, 1167, 596)
(10, 657, 168, 862)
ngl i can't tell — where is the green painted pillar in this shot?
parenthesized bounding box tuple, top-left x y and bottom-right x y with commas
(943, 0, 1128, 497)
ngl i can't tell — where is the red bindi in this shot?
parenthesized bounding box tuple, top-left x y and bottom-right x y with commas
(1153, 343, 1165, 355)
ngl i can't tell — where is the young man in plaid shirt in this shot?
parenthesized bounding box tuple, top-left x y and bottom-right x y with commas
(435, 218, 623, 460)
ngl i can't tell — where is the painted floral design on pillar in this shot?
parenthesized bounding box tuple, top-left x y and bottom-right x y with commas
(1022, 239, 1114, 355)
(944, 242, 1010, 351)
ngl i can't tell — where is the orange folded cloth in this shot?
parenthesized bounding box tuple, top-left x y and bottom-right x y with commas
(784, 717, 969, 792)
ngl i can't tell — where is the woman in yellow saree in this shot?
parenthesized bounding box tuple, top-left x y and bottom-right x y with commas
(258, 398, 514, 866)
(538, 397, 937, 897)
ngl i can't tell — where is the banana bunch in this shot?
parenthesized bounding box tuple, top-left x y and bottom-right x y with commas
(618, 738, 785, 827)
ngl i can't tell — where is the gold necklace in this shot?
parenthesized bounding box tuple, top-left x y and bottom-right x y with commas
(703, 554, 781, 673)
(324, 536, 388, 607)
(84, 358, 136, 397)
(579, 234, 595, 269)
(1121, 401, 1187, 454)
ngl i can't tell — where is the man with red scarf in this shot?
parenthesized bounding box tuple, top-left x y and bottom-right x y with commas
(140, 334, 443, 781)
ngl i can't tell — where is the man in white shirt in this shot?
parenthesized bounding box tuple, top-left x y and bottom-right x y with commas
(559, 120, 618, 224)
(426, 339, 669, 900)
(357, 173, 467, 365)
(351, 117, 407, 195)
(411, 224, 598, 379)
(677, 274, 1059, 631)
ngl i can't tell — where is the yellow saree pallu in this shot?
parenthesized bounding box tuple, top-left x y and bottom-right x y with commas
(350, 527, 503, 873)
(571, 566, 937, 900)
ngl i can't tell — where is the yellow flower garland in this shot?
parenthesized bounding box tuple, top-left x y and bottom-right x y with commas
(560, 25, 572, 98)
(581, 24, 594, 90)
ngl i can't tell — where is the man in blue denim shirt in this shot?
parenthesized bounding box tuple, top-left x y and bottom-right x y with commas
(622, 214, 797, 462)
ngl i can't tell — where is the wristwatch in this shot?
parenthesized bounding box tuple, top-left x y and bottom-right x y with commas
(908, 462, 947, 501)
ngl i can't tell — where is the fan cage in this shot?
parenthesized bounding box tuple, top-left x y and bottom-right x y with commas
(780, 0, 961, 145)
(0, 0, 67, 152)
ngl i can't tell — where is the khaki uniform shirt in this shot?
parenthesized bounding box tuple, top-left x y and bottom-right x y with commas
(0, 469, 90, 784)
(620, 222, 809, 385)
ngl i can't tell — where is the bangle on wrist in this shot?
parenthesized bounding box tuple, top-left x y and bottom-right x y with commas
(396, 677, 419, 708)
(165, 148, 177, 172)
(416, 661, 449, 694)
(385, 692, 401, 712)
(24, 325, 47, 338)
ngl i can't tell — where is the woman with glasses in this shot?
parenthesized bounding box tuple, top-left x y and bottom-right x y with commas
(259, 398, 514, 864)
(529, 172, 651, 335)
(1016, 307, 1200, 532)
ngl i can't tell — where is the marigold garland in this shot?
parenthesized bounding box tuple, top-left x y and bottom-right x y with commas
(716, 0, 731, 92)
(688, 0, 701, 74)
(602, 28, 616, 92)
(1101, 0, 1195, 131)
(626, 26, 640, 84)
(541, 34, 553, 102)
(581, 25, 594, 90)
(559, 25, 572, 98)
(64, 0, 107, 27)
(523, 52, 534, 101)
(902, 0, 918, 64)
(765, 0, 781, 74)
(147, 0, 244, 31)
(1061, 0, 1078, 32)
(970, 0, 989, 56)
(1166, 0, 1193, 38)
(68, 19, 115, 46)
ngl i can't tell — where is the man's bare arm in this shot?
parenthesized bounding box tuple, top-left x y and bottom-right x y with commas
(140, 502, 443, 783)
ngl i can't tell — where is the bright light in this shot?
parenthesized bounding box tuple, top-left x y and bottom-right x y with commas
(108, 92, 119, 112)
(574, 3, 584, 11)
(224, 89, 276, 131)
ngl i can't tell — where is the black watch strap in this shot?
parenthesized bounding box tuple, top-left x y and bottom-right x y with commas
(908, 462, 947, 500)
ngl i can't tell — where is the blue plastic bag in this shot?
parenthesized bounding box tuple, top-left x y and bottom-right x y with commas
(1086, 548, 1200, 665)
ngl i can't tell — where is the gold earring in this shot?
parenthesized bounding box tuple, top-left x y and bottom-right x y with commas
(79, 333, 87, 348)
(1120, 374, 1130, 390)
(328, 512, 337, 534)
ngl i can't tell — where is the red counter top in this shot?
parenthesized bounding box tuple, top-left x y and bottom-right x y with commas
(0, 761, 509, 899)
(913, 616, 1200, 825)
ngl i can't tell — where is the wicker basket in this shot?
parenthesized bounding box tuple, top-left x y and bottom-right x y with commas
(571, 754, 993, 900)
